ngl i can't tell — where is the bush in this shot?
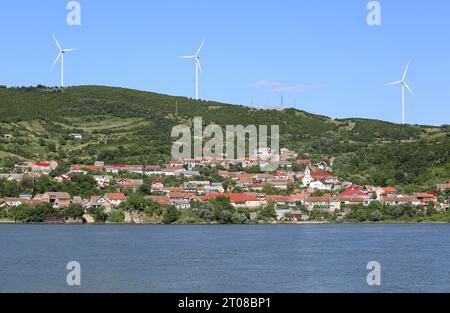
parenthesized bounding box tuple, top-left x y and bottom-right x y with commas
(91, 207, 108, 223)
(62, 204, 84, 220)
(162, 205, 179, 224)
(369, 209, 383, 222)
(108, 211, 125, 223)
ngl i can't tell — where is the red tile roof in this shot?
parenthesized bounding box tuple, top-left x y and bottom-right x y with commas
(104, 193, 127, 201)
(202, 193, 259, 203)
(339, 186, 368, 197)
(35, 162, 50, 167)
(311, 171, 333, 178)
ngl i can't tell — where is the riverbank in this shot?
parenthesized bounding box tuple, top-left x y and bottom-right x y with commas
(1, 220, 448, 226)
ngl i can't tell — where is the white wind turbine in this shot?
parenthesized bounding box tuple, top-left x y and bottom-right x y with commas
(178, 39, 206, 100)
(384, 63, 415, 124)
(51, 34, 78, 88)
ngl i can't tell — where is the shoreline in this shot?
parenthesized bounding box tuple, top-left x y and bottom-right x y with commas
(0, 220, 448, 226)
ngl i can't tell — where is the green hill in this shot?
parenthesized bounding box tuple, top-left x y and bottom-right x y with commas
(0, 85, 449, 190)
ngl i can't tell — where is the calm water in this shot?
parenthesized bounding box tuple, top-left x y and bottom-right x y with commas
(0, 224, 449, 293)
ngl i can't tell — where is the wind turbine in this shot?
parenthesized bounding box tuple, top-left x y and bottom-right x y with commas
(178, 39, 206, 100)
(51, 34, 78, 88)
(384, 63, 415, 124)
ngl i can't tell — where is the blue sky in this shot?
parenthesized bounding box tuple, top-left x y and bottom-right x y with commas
(0, 0, 449, 125)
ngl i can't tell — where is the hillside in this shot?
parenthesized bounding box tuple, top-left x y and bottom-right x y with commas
(0, 85, 449, 190)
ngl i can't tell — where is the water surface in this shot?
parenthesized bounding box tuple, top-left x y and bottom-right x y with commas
(1, 224, 449, 292)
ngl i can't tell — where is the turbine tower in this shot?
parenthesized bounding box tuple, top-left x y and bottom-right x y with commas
(51, 34, 78, 88)
(384, 63, 415, 124)
(179, 39, 206, 100)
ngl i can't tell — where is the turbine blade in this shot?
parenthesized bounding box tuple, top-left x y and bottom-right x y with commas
(51, 52, 62, 69)
(403, 62, 410, 81)
(196, 58, 202, 73)
(403, 82, 415, 96)
(196, 38, 206, 56)
(52, 34, 62, 51)
(178, 55, 195, 59)
(63, 48, 79, 52)
(384, 80, 402, 86)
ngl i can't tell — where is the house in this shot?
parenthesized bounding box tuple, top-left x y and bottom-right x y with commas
(35, 192, 72, 209)
(309, 180, 334, 191)
(167, 161, 184, 168)
(142, 165, 162, 176)
(104, 193, 127, 207)
(413, 193, 438, 206)
(316, 161, 331, 171)
(204, 184, 225, 194)
(202, 193, 262, 209)
(268, 179, 289, 190)
(0, 174, 25, 182)
(86, 196, 113, 213)
(266, 195, 296, 208)
(151, 179, 166, 193)
(55, 174, 72, 183)
(181, 170, 200, 178)
(29, 161, 58, 175)
(70, 164, 104, 173)
(160, 168, 183, 177)
(93, 175, 113, 189)
(117, 179, 144, 191)
(168, 192, 198, 202)
(301, 167, 333, 187)
(169, 199, 191, 210)
(436, 181, 450, 192)
(275, 209, 291, 220)
(146, 196, 169, 207)
(339, 186, 370, 199)
(69, 133, 83, 140)
(335, 197, 366, 207)
(1, 198, 41, 208)
(304, 194, 333, 211)
(383, 196, 421, 207)
(280, 148, 298, 161)
(291, 211, 306, 222)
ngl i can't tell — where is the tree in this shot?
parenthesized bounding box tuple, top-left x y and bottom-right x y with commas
(0, 179, 19, 197)
(91, 207, 108, 223)
(258, 203, 276, 220)
(27, 203, 58, 223)
(123, 193, 149, 212)
(369, 209, 383, 222)
(162, 205, 179, 224)
(62, 204, 84, 220)
(9, 204, 33, 222)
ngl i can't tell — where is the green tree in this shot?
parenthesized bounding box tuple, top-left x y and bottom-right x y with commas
(258, 203, 276, 220)
(369, 209, 383, 222)
(62, 204, 84, 220)
(162, 205, 179, 224)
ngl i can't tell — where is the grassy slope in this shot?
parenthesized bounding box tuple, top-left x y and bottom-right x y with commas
(0, 85, 449, 189)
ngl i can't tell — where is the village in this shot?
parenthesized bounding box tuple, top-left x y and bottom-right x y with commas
(1, 148, 449, 224)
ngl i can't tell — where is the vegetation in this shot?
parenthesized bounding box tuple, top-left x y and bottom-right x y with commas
(1, 85, 449, 190)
